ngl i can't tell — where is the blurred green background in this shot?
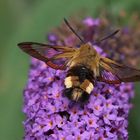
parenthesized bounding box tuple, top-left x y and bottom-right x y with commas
(0, 0, 140, 139)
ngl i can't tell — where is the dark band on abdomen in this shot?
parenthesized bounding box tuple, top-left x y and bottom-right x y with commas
(64, 65, 94, 102)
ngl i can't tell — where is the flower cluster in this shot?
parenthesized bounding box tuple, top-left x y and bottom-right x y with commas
(23, 16, 138, 140)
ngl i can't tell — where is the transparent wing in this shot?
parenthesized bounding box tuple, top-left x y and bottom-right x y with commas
(18, 42, 76, 70)
(98, 70, 121, 84)
(98, 57, 140, 84)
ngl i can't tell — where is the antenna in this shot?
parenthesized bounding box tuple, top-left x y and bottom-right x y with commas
(64, 18, 85, 43)
(95, 29, 120, 44)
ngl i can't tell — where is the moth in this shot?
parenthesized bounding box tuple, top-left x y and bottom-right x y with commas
(18, 18, 140, 102)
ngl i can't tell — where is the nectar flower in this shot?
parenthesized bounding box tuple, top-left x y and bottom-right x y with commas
(23, 16, 140, 140)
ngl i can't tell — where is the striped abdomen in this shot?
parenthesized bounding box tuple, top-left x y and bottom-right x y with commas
(64, 65, 94, 102)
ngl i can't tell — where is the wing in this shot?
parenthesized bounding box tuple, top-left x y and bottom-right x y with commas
(18, 42, 76, 70)
(98, 57, 140, 84)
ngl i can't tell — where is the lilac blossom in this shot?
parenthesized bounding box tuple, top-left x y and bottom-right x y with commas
(23, 17, 136, 140)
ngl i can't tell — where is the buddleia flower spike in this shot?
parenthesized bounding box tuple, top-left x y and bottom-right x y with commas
(19, 16, 140, 140)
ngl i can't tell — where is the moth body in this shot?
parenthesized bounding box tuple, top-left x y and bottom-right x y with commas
(64, 65, 94, 102)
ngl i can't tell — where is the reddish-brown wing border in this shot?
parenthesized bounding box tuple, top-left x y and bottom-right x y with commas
(18, 42, 75, 70)
(99, 57, 140, 84)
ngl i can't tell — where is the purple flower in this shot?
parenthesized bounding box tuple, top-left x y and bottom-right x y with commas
(83, 17, 100, 26)
(47, 33, 58, 44)
(23, 17, 137, 140)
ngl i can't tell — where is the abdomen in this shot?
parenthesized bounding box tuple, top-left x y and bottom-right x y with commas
(64, 65, 94, 102)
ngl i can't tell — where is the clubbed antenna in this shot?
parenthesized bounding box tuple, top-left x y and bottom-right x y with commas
(96, 29, 120, 44)
(100, 29, 120, 42)
(64, 18, 85, 43)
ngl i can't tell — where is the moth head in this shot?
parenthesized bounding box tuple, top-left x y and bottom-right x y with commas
(79, 42, 97, 55)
